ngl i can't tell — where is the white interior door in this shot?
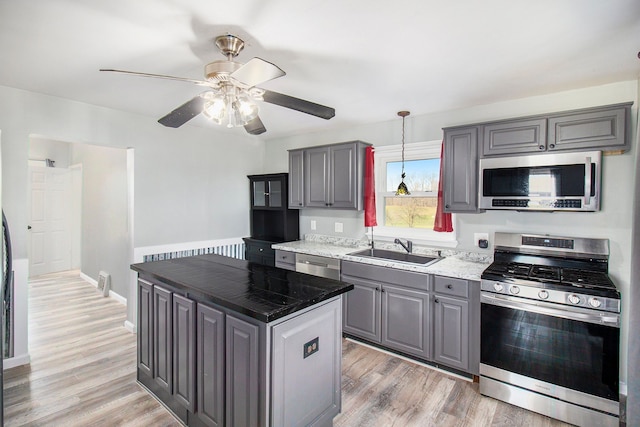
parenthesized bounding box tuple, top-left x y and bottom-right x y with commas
(29, 167, 72, 276)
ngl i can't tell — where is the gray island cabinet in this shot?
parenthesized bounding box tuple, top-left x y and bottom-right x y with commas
(132, 254, 353, 427)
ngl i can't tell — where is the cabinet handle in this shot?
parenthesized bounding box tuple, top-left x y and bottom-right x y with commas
(375, 287, 380, 292)
(298, 203, 302, 206)
(381, 288, 385, 293)
(259, 248, 264, 252)
(548, 144, 555, 149)
(445, 204, 450, 209)
(435, 298, 439, 303)
(538, 145, 545, 150)
(447, 284, 453, 289)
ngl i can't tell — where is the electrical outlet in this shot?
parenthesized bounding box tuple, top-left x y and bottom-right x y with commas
(311, 220, 317, 230)
(335, 222, 343, 233)
(474, 233, 489, 248)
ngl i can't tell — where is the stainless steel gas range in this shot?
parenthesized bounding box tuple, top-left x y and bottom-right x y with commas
(480, 232, 620, 427)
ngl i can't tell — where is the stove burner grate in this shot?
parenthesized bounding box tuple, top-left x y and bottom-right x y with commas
(530, 265, 560, 282)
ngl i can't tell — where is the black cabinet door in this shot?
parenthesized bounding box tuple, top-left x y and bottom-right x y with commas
(138, 279, 154, 377)
(153, 285, 173, 394)
(197, 304, 225, 427)
(173, 293, 196, 412)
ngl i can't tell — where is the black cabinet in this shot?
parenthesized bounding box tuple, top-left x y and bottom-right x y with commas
(138, 279, 154, 377)
(173, 294, 196, 412)
(245, 173, 299, 267)
(196, 304, 225, 427)
(153, 285, 173, 394)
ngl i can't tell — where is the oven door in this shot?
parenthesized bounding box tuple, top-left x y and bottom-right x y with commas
(480, 292, 619, 409)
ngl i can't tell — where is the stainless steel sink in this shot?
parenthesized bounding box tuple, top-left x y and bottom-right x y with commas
(348, 248, 442, 266)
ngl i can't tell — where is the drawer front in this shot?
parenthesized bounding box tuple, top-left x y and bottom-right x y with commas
(275, 249, 295, 271)
(434, 276, 469, 298)
(275, 250, 295, 265)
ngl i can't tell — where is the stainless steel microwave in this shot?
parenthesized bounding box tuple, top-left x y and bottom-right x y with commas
(479, 151, 601, 211)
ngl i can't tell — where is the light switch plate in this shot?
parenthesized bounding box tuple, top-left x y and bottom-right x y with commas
(335, 222, 343, 233)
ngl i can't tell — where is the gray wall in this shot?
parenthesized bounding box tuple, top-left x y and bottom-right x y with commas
(263, 80, 639, 389)
(70, 143, 128, 299)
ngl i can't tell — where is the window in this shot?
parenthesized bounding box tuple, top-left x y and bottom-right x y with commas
(373, 140, 456, 246)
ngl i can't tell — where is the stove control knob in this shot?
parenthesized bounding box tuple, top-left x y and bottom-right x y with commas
(509, 286, 520, 295)
(568, 294, 581, 305)
(538, 290, 549, 300)
(588, 297, 602, 308)
(493, 283, 504, 292)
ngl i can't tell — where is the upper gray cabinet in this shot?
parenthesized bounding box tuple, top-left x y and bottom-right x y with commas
(443, 127, 480, 213)
(288, 141, 370, 210)
(482, 102, 632, 157)
(547, 104, 630, 152)
(482, 118, 547, 156)
(288, 150, 304, 208)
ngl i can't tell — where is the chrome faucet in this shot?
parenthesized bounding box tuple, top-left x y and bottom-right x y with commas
(394, 238, 413, 253)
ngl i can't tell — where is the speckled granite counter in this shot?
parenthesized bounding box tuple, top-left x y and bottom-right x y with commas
(272, 236, 492, 281)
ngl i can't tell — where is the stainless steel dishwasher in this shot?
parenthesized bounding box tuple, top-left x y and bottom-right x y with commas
(295, 253, 341, 280)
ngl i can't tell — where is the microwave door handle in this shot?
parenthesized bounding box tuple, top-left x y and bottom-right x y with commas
(584, 156, 592, 206)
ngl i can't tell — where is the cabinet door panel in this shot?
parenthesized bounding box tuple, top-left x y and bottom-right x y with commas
(482, 118, 547, 155)
(252, 180, 266, 207)
(341, 276, 381, 342)
(548, 107, 627, 151)
(288, 150, 305, 208)
(173, 294, 196, 412)
(382, 285, 430, 359)
(268, 179, 282, 208)
(226, 315, 260, 427)
(153, 286, 173, 394)
(197, 304, 225, 427)
(138, 280, 153, 377)
(304, 147, 330, 207)
(443, 127, 479, 212)
(433, 295, 469, 371)
(330, 143, 357, 208)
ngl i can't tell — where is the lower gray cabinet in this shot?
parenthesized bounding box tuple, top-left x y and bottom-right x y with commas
(138, 279, 153, 377)
(341, 262, 431, 360)
(153, 285, 173, 394)
(382, 284, 430, 360)
(342, 276, 380, 342)
(196, 304, 225, 427)
(226, 315, 260, 427)
(173, 294, 196, 412)
(433, 294, 468, 371)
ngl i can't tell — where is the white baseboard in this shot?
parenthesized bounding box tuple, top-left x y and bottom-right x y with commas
(3, 353, 31, 370)
(80, 272, 126, 305)
(124, 320, 136, 334)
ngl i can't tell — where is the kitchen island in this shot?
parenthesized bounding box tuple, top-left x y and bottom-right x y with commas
(131, 253, 353, 427)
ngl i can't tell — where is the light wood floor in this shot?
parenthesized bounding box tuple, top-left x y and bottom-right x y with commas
(4, 270, 571, 426)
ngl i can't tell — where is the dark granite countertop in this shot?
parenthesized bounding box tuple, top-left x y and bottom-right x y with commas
(131, 254, 353, 323)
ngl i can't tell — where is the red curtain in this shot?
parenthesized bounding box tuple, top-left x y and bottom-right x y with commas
(364, 146, 377, 227)
(433, 141, 453, 232)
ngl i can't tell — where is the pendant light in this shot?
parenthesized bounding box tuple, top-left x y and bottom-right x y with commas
(395, 110, 411, 195)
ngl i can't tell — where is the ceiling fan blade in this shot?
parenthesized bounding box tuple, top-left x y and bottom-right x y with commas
(157, 95, 206, 128)
(100, 68, 211, 86)
(244, 116, 267, 135)
(262, 90, 335, 120)
(230, 58, 285, 88)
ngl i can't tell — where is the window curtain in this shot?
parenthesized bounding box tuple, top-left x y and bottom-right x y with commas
(364, 146, 377, 227)
(433, 141, 453, 232)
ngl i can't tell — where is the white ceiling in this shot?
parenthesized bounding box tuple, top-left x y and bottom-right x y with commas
(1, 0, 639, 140)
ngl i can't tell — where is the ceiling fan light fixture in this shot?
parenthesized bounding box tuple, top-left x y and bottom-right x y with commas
(203, 86, 259, 128)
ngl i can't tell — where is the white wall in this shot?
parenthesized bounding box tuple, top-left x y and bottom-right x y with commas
(0, 85, 266, 365)
(263, 80, 639, 387)
(70, 143, 129, 299)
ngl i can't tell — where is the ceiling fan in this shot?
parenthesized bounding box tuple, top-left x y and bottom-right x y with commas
(100, 34, 335, 135)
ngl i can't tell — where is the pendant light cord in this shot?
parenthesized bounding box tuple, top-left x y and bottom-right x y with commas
(401, 115, 405, 177)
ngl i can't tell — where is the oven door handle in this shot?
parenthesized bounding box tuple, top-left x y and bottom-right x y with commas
(481, 293, 620, 327)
